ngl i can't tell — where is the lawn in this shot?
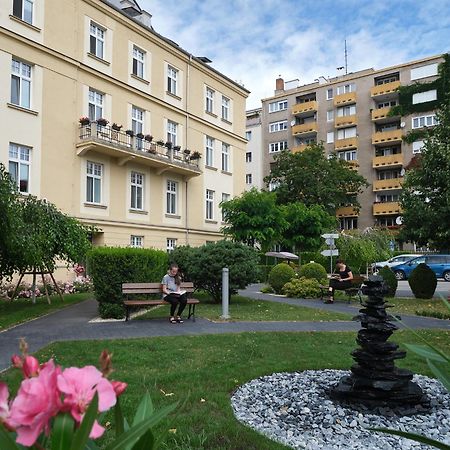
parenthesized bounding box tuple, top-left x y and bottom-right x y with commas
(1, 330, 448, 449)
(0, 293, 93, 330)
(137, 292, 352, 322)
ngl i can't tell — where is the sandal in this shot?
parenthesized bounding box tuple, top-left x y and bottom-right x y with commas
(324, 298, 334, 304)
(176, 317, 184, 323)
(169, 317, 177, 324)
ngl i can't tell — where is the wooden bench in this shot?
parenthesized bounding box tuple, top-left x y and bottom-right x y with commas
(122, 282, 199, 322)
(319, 275, 366, 304)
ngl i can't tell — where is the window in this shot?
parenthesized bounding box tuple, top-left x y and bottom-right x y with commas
(205, 136, 214, 166)
(337, 126, 357, 139)
(411, 63, 438, 81)
(166, 180, 177, 215)
(246, 152, 252, 163)
(222, 96, 230, 120)
(245, 174, 252, 184)
(89, 22, 105, 59)
(268, 100, 287, 113)
(221, 193, 230, 221)
(412, 140, 425, 154)
(375, 74, 399, 85)
(221, 143, 230, 171)
(166, 238, 177, 252)
(167, 65, 178, 95)
(205, 87, 214, 113)
(268, 181, 279, 191)
(132, 46, 145, 79)
(13, 0, 33, 24)
(130, 235, 143, 248)
(326, 132, 334, 144)
(269, 141, 288, 153)
(412, 114, 438, 129)
(86, 161, 103, 204)
(375, 217, 396, 227)
(339, 217, 358, 230)
(245, 131, 252, 140)
(130, 171, 144, 210)
(9, 143, 31, 193)
(337, 105, 356, 116)
(88, 88, 104, 121)
(338, 150, 357, 161)
(11, 59, 31, 109)
(412, 90, 437, 105)
(132, 106, 144, 149)
(327, 110, 334, 121)
(375, 146, 401, 157)
(167, 120, 177, 145)
(377, 100, 397, 109)
(206, 189, 214, 220)
(376, 193, 399, 203)
(336, 83, 355, 95)
(377, 169, 401, 180)
(326, 88, 333, 100)
(269, 120, 287, 133)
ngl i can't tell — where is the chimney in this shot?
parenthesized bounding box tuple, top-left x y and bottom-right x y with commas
(275, 76, 284, 93)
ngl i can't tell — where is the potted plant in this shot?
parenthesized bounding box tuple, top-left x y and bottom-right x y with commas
(165, 141, 173, 150)
(190, 151, 201, 160)
(111, 123, 122, 131)
(79, 116, 90, 126)
(125, 129, 134, 137)
(156, 139, 165, 146)
(136, 132, 144, 139)
(173, 145, 181, 152)
(96, 118, 109, 127)
(144, 134, 153, 142)
(183, 148, 191, 155)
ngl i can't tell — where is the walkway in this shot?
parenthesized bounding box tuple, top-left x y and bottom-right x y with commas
(0, 284, 448, 372)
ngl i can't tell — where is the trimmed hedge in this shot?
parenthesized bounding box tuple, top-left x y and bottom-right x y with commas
(268, 263, 295, 294)
(408, 263, 437, 299)
(298, 262, 327, 282)
(379, 266, 398, 297)
(87, 247, 168, 318)
(283, 277, 322, 298)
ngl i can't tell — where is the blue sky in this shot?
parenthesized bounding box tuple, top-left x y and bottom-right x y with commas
(140, 0, 450, 109)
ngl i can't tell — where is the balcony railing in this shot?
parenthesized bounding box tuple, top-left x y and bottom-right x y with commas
(370, 80, 401, 98)
(373, 201, 402, 215)
(372, 129, 403, 145)
(291, 144, 308, 153)
(372, 154, 403, 168)
(292, 101, 318, 116)
(291, 122, 317, 135)
(77, 123, 201, 177)
(335, 114, 357, 128)
(336, 206, 358, 217)
(372, 178, 403, 191)
(333, 92, 356, 106)
(334, 136, 358, 150)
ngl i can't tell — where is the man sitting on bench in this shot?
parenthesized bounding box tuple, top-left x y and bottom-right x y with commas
(325, 259, 353, 304)
(161, 263, 187, 324)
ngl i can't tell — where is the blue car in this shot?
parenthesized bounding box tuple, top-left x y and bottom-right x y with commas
(393, 254, 450, 281)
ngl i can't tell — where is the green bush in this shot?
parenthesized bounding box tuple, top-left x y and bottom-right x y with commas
(268, 263, 295, 294)
(298, 262, 327, 282)
(256, 264, 272, 282)
(87, 247, 168, 318)
(378, 266, 398, 297)
(283, 277, 322, 298)
(260, 285, 274, 294)
(299, 251, 328, 268)
(408, 263, 437, 299)
(98, 302, 125, 319)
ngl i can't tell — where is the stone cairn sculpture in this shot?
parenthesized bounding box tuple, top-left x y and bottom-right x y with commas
(330, 275, 429, 412)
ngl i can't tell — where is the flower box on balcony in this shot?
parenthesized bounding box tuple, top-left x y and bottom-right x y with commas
(96, 118, 109, 126)
(136, 133, 145, 139)
(111, 123, 122, 131)
(190, 151, 201, 160)
(156, 140, 165, 146)
(165, 142, 173, 150)
(125, 130, 134, 137)
(144, 134, 153, 142)
(79, 116, 90, 126)
(173, 145, 181, 152)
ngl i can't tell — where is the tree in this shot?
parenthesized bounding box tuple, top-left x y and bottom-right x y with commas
(264, 143, 368, 212)
(220, 188, 287, 251)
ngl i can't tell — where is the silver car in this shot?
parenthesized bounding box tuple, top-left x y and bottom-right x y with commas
(372, 254, 422, 272)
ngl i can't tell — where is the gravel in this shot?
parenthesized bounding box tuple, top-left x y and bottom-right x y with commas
(231, 369, 450, 449)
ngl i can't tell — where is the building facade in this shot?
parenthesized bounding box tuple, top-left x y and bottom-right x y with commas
(1, 0, 249, 251)
(260, 54, 444, 231)
(244, 108, 263, 190)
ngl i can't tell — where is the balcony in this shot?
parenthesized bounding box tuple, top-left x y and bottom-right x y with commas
(336, 206, 358, 217)
(333, 92, 356, 107)
(370, 80, 401, 98)
(373, 178, 403, 191)
(372, 154, 403, 169)
(373, 202, 402, 215)
(291, 144, 308, 153)
(334, 136, 358, 151)
(371, 106, 401, 123)
(335, 114, 357, 128)
(292, 101, 318, 116)
(372, 129, 403, 145)
(292, 122, 317, 136)
(76, 123, 201, 177)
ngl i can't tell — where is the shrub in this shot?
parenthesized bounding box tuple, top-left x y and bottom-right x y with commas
(378, 266, 398, 297)
(299, 252, 328, 269)
(298, 262, 327, 282)
(268, 263, 295, 294)
(408, 263, 437, 299)
(257, 264, 272, 283)
(260, 285, 274, 294)
(283, 277, 322, 298)
(87, 247, 168, 318)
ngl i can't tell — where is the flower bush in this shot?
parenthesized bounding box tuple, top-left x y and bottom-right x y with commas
(0, 340, 176, 449)
(282, 277, 322, 298)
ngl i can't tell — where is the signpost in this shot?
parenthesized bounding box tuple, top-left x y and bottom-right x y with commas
(321, 233, 340, 275)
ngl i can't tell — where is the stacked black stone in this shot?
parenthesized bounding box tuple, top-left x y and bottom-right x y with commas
(330, 275, 429, 412)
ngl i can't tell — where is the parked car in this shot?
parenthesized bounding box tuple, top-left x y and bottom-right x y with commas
(392, 255, 450, 281)
(372, 254, 422, 272)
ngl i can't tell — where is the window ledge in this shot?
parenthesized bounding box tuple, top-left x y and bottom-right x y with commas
(166, 91, 182, 101)
(205, 165, 217, 171)
(221, 118, 232, 125)
(9, 14, 41, 32)
(84, 202, 107, 209)
(165, 213, 181, 219)
(129, 209, 148, 215)
(7, 103, 39, 115)
(205, 111, 218, 118)
(130, 73, 150, 85)
(221, 170, 232, 176)
(87, 52, 110, 66)
(205, 219, 218, 224)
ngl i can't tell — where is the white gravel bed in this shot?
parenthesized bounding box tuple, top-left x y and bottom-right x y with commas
(231, 369, 450, 450)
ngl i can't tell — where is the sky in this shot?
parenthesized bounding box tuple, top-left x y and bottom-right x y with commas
(140, 0, 450, 110)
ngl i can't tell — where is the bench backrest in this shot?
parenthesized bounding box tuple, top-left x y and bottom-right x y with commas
(351, 275, 366, 287)
(122, 281, 195, 295)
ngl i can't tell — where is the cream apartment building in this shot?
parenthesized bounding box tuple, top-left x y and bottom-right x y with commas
(244, 108, 263, 190)
(0, 0, 249, 251)
(261, 54, 444, 231)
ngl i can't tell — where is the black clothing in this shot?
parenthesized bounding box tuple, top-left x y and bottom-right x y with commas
(328, 265, 352, 296)
(164, 293, 187, 316)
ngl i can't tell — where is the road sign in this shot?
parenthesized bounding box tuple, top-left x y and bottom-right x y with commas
(321, 249, 339, 257)
(321, 233, 339, 239)
(325, 238, 335, 246)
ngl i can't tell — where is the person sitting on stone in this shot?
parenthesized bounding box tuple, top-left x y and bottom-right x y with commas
(325, 259, 353, 304)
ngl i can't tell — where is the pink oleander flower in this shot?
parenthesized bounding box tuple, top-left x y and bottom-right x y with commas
(22, 355, 40, 378)
(11, 354, 23, 369)
(0, 382, 10, 423)
(8, 360, 62, 446)
(57, 366, 116, 439)
(111, 381, 128, 397)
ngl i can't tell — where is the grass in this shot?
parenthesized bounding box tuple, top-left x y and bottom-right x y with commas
(137, 292, 352, 322)
(1, 330, 448, 449)
(0, 293, 93, 331)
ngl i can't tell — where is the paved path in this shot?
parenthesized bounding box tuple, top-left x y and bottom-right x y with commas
(1, 284, 448, 372)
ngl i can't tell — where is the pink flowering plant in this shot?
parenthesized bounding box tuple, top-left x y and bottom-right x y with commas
(0, 340, 177, 449)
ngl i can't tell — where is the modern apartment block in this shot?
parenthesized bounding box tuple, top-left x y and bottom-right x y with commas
(244, 108, 263, 190)
(260, 54, 444, 231)
(0, 0, 249, 251)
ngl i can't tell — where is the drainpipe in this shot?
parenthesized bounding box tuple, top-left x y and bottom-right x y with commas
(184, 55, 193, 245)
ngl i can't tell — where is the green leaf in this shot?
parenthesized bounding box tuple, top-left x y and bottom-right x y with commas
(69, 392, 99, 450)
(0, 424, 21, 450)
(104, 402, 178, 450)
(404, 344, 448, 363)
(370, 427, 450, 450)
(51, 413, 75, 450)
(428, 359, 450, 392)
(85, 440, 101, 450)
(114, 398, 125, 438)
(132, 392, 154, 426)
(132, 429, 155, 450)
